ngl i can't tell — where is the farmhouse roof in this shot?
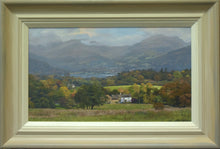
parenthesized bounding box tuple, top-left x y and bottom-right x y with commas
(121, 94, 131, 97)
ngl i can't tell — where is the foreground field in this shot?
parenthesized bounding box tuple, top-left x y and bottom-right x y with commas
(29, 104, 191, 121)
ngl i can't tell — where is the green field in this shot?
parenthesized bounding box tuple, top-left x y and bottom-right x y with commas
(29, 104, 191, 121)
(104, 85, 133, 91)
(104, 85, 161, 91)
(153, 85, 162, 89)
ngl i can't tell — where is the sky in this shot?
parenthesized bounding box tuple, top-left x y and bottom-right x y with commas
(29, 28, 191, 47)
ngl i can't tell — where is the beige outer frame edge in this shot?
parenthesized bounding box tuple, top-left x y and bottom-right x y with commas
(0, 0, 219, 148)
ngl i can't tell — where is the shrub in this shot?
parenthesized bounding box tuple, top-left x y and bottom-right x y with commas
(153, 102, 164, 110)
(179, 94, 191, 107)
(153, 96, 164, 110)
(131, 98, 138, 103)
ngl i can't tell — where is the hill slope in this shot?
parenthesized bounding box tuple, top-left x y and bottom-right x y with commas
(146, 45, 191, 71)
(29, 57, 67, 75)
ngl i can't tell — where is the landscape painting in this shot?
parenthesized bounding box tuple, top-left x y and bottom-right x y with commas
(29, 28, 191, 121)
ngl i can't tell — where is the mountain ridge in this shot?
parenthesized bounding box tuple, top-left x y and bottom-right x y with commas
(29, 34, 191, 76)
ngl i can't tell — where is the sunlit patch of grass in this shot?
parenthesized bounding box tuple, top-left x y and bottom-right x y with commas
(153, 85, 162, 89)
(104, 85, 133, 91)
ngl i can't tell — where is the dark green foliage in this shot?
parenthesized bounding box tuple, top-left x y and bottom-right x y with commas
(74, 83, 107, 109)
(29, 75, 50, 108)
(38, 97, 50, 108)
(110, 89, 120, 95)
(47, 90, 65, 108)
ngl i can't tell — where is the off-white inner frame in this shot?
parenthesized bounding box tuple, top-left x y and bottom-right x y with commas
(0, 0, 219, 148)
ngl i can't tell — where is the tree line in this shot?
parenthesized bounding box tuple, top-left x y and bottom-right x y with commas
(29, 69, 191, 109)
(100, 68, 191, 86)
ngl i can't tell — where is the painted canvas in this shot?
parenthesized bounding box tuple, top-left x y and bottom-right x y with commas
(29, 28, 191, 121)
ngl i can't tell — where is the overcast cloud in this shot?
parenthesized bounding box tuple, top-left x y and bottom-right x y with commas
(29, 28, 191, 47)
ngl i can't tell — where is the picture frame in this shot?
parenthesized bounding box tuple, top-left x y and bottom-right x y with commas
(0, 0, 219, 148)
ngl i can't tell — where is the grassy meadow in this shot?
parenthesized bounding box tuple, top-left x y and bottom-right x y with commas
(29, 104, 191, 121)
(104, 85, 134, 91)
(104, 85, 162, 91)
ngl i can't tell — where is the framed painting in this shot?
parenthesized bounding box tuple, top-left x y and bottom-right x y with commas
(0, 0, 219, 148)
(28, 27, 192, 122)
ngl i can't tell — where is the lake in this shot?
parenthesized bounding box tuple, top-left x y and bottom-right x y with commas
(69, 72, 116, 78)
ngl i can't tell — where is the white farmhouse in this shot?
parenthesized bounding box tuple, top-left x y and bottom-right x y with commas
(72, 84, 76, 88)
(120, 94, 132, 103)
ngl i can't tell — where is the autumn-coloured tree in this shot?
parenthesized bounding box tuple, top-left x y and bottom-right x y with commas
(179, 94, 191, 107)
(58, 86, 74, 108)
(118, 87, 125, 94)
(59, 86, 70, 99)
(160, 78, 191, 107)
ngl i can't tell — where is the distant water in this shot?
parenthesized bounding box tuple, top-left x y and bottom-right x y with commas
(70, 73, 116, 78)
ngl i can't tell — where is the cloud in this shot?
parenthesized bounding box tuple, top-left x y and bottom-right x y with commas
(29, 28, 191, 47)
(81, 28, 147, 46)
(29, 29, 62, 46)
(141, 28, 191, 43)
(71, 28, 96, 37)
(29, 28, 98, 46)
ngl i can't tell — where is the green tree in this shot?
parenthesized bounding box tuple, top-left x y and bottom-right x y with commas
(106, 78, 115, 86)
(154, 75, 160, 82)
(39, 97, 50, 108)
(47, 89, 65, 108)
(173, 71, 183, 80)
(129, 83, 141, 103)
(111, 89, 120, 95)
(160, 68, 164, 73)
(28, 97, 35, 108)
(29, 74, 53, 108)
(74, 83, 106, 109)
